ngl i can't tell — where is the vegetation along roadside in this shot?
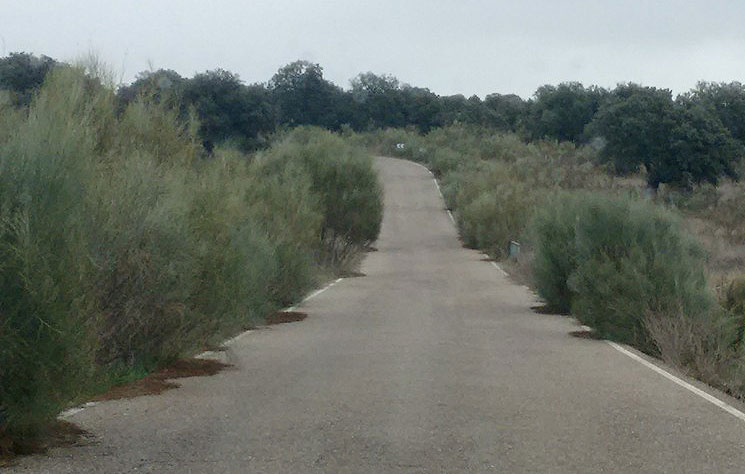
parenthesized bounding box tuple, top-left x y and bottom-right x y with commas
(0, 63, 382, 458)
(4, 50, 745, 458)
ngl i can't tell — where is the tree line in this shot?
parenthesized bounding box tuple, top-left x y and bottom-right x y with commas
(2, 52, 744, 189)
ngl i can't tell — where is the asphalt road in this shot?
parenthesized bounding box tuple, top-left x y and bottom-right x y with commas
(11, 156, 745, 473)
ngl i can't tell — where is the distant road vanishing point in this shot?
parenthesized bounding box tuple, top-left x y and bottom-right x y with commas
(12, 156, 745, 473)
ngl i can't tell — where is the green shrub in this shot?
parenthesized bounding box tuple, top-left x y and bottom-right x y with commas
(454, 163, 534, 258)
(182, 159, 277, 345)
(438, 160, 490, 210)
(0, 69, 381, 447)
(429, 148, 463, 177)
(529, 192, 584, 313)
(264, 127, 383, 266)
(245, 156, 323, 306)
(0, 66, 108, 440)
(569, 194, 712, 350)
(530, 192, 713, 350)
(89, 152, 197, 367)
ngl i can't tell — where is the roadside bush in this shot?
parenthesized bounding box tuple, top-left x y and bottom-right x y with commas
(245, 156, 323, 306)
(455, 164, 534, 258)
(569, 194, 712, 351)
(425, 125, 524, 163)
(0, 69, 382, 448)
(429, 147, 463, 177)
(529, 192, 713, 350)
(264, 127, 383, 267)
(182, 160, 278, 347)
(0, 66, 110, 440)
(529, 192, 584, 313)
(438, 159, 489, 210)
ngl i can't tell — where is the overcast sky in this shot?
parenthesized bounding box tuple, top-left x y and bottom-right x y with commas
(3, 0, 745, 98)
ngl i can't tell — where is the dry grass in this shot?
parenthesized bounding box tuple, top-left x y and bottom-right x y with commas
(644, 311, 745, 398)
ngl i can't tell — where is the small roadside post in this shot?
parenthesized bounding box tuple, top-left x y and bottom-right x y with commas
(508, 240, 521, 258)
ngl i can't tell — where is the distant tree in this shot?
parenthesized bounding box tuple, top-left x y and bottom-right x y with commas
(0, 52, 58, 107)
(589, 83, 741, 189)
(685, 81, 745, 146)
(328, 90, 360, 129)
(401, 85, 443, 132)
(438, 94, 488, 126)
(183, 69, 275, 151)
(588, 84, 676, 176)
(525, 82, 607, 143)
(483, 93, 527, 132)
(116, 69, 186, 108)
(438, 94, 470, 125)
(350, 72, 406, 129)
(269, 60, 342, 129)
(462, 95, 486, 125)
(351, 72, 400, 98)
(238, 84, 277, 149)
(659, 103, 741, 189)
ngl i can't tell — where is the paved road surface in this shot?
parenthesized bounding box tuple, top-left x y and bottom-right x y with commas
(11, 157, 745, 473)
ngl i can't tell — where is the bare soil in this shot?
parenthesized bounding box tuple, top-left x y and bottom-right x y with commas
(531, 305, 570, 316)
(569, 329, 602, 340)
(1, 420, 91, 466)
(265, 311, 308, 325)
(93, 358, 232, 402)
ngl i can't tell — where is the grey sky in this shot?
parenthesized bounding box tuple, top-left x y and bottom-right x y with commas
(3, 0, 745, 98)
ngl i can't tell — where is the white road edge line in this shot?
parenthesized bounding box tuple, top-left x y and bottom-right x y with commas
(426, 173, 455, 225)
(605, 340, 745, 423)
(490, 261, 509, 277)
(232, 276, 344, 343)
(446, 210, 456, 225)
(407, 161, 454, 225)
(410, 161, 431, 173)
(286, 277, 344, 312)
(432, 180, 454, 225)
(433, 178, 443, 195)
